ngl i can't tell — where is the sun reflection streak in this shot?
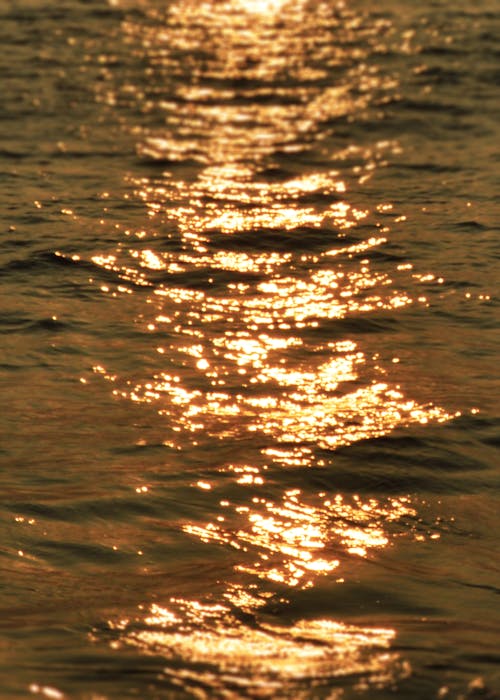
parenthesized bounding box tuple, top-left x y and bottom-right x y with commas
(97, 322, 454, 449)
(113, 0, 397, 172)
(232, 0, 290, 14)
(88, 1, 464, 695)
(109, 595, 409, 698)
(131, 168, 357, 243)
(184, 490, 418, 588)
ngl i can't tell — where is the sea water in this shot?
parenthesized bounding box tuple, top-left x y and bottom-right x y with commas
(0, 0, 499, 698)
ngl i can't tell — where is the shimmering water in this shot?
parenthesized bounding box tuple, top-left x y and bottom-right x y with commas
(1, 0, 499, 698)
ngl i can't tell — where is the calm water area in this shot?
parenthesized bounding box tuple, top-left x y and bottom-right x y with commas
(1, 0, 499, 698)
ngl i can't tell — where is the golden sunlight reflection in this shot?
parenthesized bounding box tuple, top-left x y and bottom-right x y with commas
(114, 0, 397, 171)
(130, 167, 356, 243)
(246, 380, 453, 451)
(85, 2, 462, 695)
(233, 0, 290, 14)
(109, 595, 409, 698)
(184, 490, 418, 588)
(92, 233, 420, 331)
(96, 325, 455, 449)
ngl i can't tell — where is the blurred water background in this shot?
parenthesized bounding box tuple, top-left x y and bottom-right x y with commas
(1, 0, 499, 698)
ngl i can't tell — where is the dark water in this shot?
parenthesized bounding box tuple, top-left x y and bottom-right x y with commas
(1, 0, 499, 698)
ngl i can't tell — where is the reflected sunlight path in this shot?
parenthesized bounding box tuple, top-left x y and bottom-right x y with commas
(82, 0, 461, 696)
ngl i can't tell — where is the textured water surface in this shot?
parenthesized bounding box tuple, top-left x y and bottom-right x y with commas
(0, 0, 499, 698)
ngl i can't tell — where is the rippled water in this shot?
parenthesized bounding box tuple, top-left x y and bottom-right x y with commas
(1, 0, 499, 698)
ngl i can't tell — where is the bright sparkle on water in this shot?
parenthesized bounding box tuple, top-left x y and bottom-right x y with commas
(61, 0, 472, 696)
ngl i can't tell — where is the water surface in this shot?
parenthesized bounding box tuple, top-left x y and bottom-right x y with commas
(1, 0, 499, 698)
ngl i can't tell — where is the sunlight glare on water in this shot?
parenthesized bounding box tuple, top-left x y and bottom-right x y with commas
(85, 0, 457, 462)
(1, 0, 498, 697)
(84, 1, 465, 696)
(111, 598, 408, 699)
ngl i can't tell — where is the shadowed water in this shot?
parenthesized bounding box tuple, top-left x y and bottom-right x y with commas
(0, 0, 499, 698)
